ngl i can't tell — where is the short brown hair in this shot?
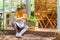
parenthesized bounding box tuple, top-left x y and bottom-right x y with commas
(17, 8, 22, 11)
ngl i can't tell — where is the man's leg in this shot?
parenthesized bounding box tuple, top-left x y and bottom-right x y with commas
(12, 22, 19, 37)
(13, 22, 19, 32)
(19, 25, 29, 37)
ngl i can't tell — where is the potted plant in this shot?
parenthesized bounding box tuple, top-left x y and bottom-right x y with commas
(0, 13, 3, 34)
(29, 11, 37, 22)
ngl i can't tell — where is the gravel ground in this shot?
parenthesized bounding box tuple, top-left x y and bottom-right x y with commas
(0, 34, 56, 40)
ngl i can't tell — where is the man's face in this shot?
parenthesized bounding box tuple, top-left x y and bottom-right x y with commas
(18, 9, 22, 13)
(18, 8, 26, 14)
(22, 9, 26, 13)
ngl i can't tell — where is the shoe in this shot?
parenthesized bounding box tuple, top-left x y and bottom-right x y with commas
(18, 33, 22, 38)
(16, 32, 19, 37)
(16, 32, 22, 38)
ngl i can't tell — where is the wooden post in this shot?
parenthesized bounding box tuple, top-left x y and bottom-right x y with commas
(26, 0, 31, 18)
(57, 0, 60, 29)
(3, 0, 6, 29)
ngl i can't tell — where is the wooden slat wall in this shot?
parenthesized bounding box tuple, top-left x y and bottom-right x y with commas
(34, 0, 57, 29)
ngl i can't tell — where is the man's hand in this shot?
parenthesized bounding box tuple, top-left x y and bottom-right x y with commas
(21, 17, 26, 20)
(14, 16, 27, 21)
(14, 16, 22, 21)
(17, 18, 22, 20)
(16, 17, 25, 21)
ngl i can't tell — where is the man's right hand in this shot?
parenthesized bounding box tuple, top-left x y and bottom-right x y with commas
(14, 16, 22, 21)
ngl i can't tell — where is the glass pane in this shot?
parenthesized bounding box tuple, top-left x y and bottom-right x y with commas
(22, 0, 26, 4)
(11, 0, 17, 11)
(5, 0, 9, 11)
(30, 0, 34, 11)
(0, 0, 3, 9)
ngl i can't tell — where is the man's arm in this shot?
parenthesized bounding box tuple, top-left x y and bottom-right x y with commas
(14, 12, 22, 21)
(22, 14, 28, 21)
(14, 16, 23, 21)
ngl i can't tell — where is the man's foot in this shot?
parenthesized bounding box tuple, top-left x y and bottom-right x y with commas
(18, 33, 22, 38)
(16, 32, 22, 38)
(16, 32, 19, 37)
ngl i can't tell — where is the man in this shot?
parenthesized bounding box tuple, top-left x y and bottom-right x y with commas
(14, 7, 29, 38)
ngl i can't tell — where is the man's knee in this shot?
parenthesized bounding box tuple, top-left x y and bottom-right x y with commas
(12, 22, 17, 29)
(25, 25, 29, 29)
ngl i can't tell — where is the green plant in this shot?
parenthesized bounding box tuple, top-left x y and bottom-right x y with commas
(0, 18, 3, 30)
(31, 11, 34, 16)
(0, 31, 3, 35)
(0, 13, 3, 35)
(17, 4, 25, 8)
(17, 5, 21, 8)
(48, 8, 55, 13)
(29, 16, 37, 22)
(28, 11, 37, 22)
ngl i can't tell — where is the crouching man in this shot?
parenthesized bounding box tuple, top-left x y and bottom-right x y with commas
(13, 8, 29, 38)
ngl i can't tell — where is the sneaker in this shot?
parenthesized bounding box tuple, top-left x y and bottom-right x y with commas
(18, 33, 22, 38)
(16, 32, 19, 37)
(16, 32, 22, 38)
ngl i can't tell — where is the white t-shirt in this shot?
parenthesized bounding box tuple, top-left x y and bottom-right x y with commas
(15, 16, 25, 28)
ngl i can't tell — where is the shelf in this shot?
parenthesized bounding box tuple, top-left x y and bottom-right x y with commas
(6, 12, 11, 14)
(6, 18, 11, 20)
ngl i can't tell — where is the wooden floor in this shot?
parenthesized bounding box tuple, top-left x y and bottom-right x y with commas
(0, 34, 56, 40)
(0, 26, 57, 40)
(6, 26, 57, 32)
